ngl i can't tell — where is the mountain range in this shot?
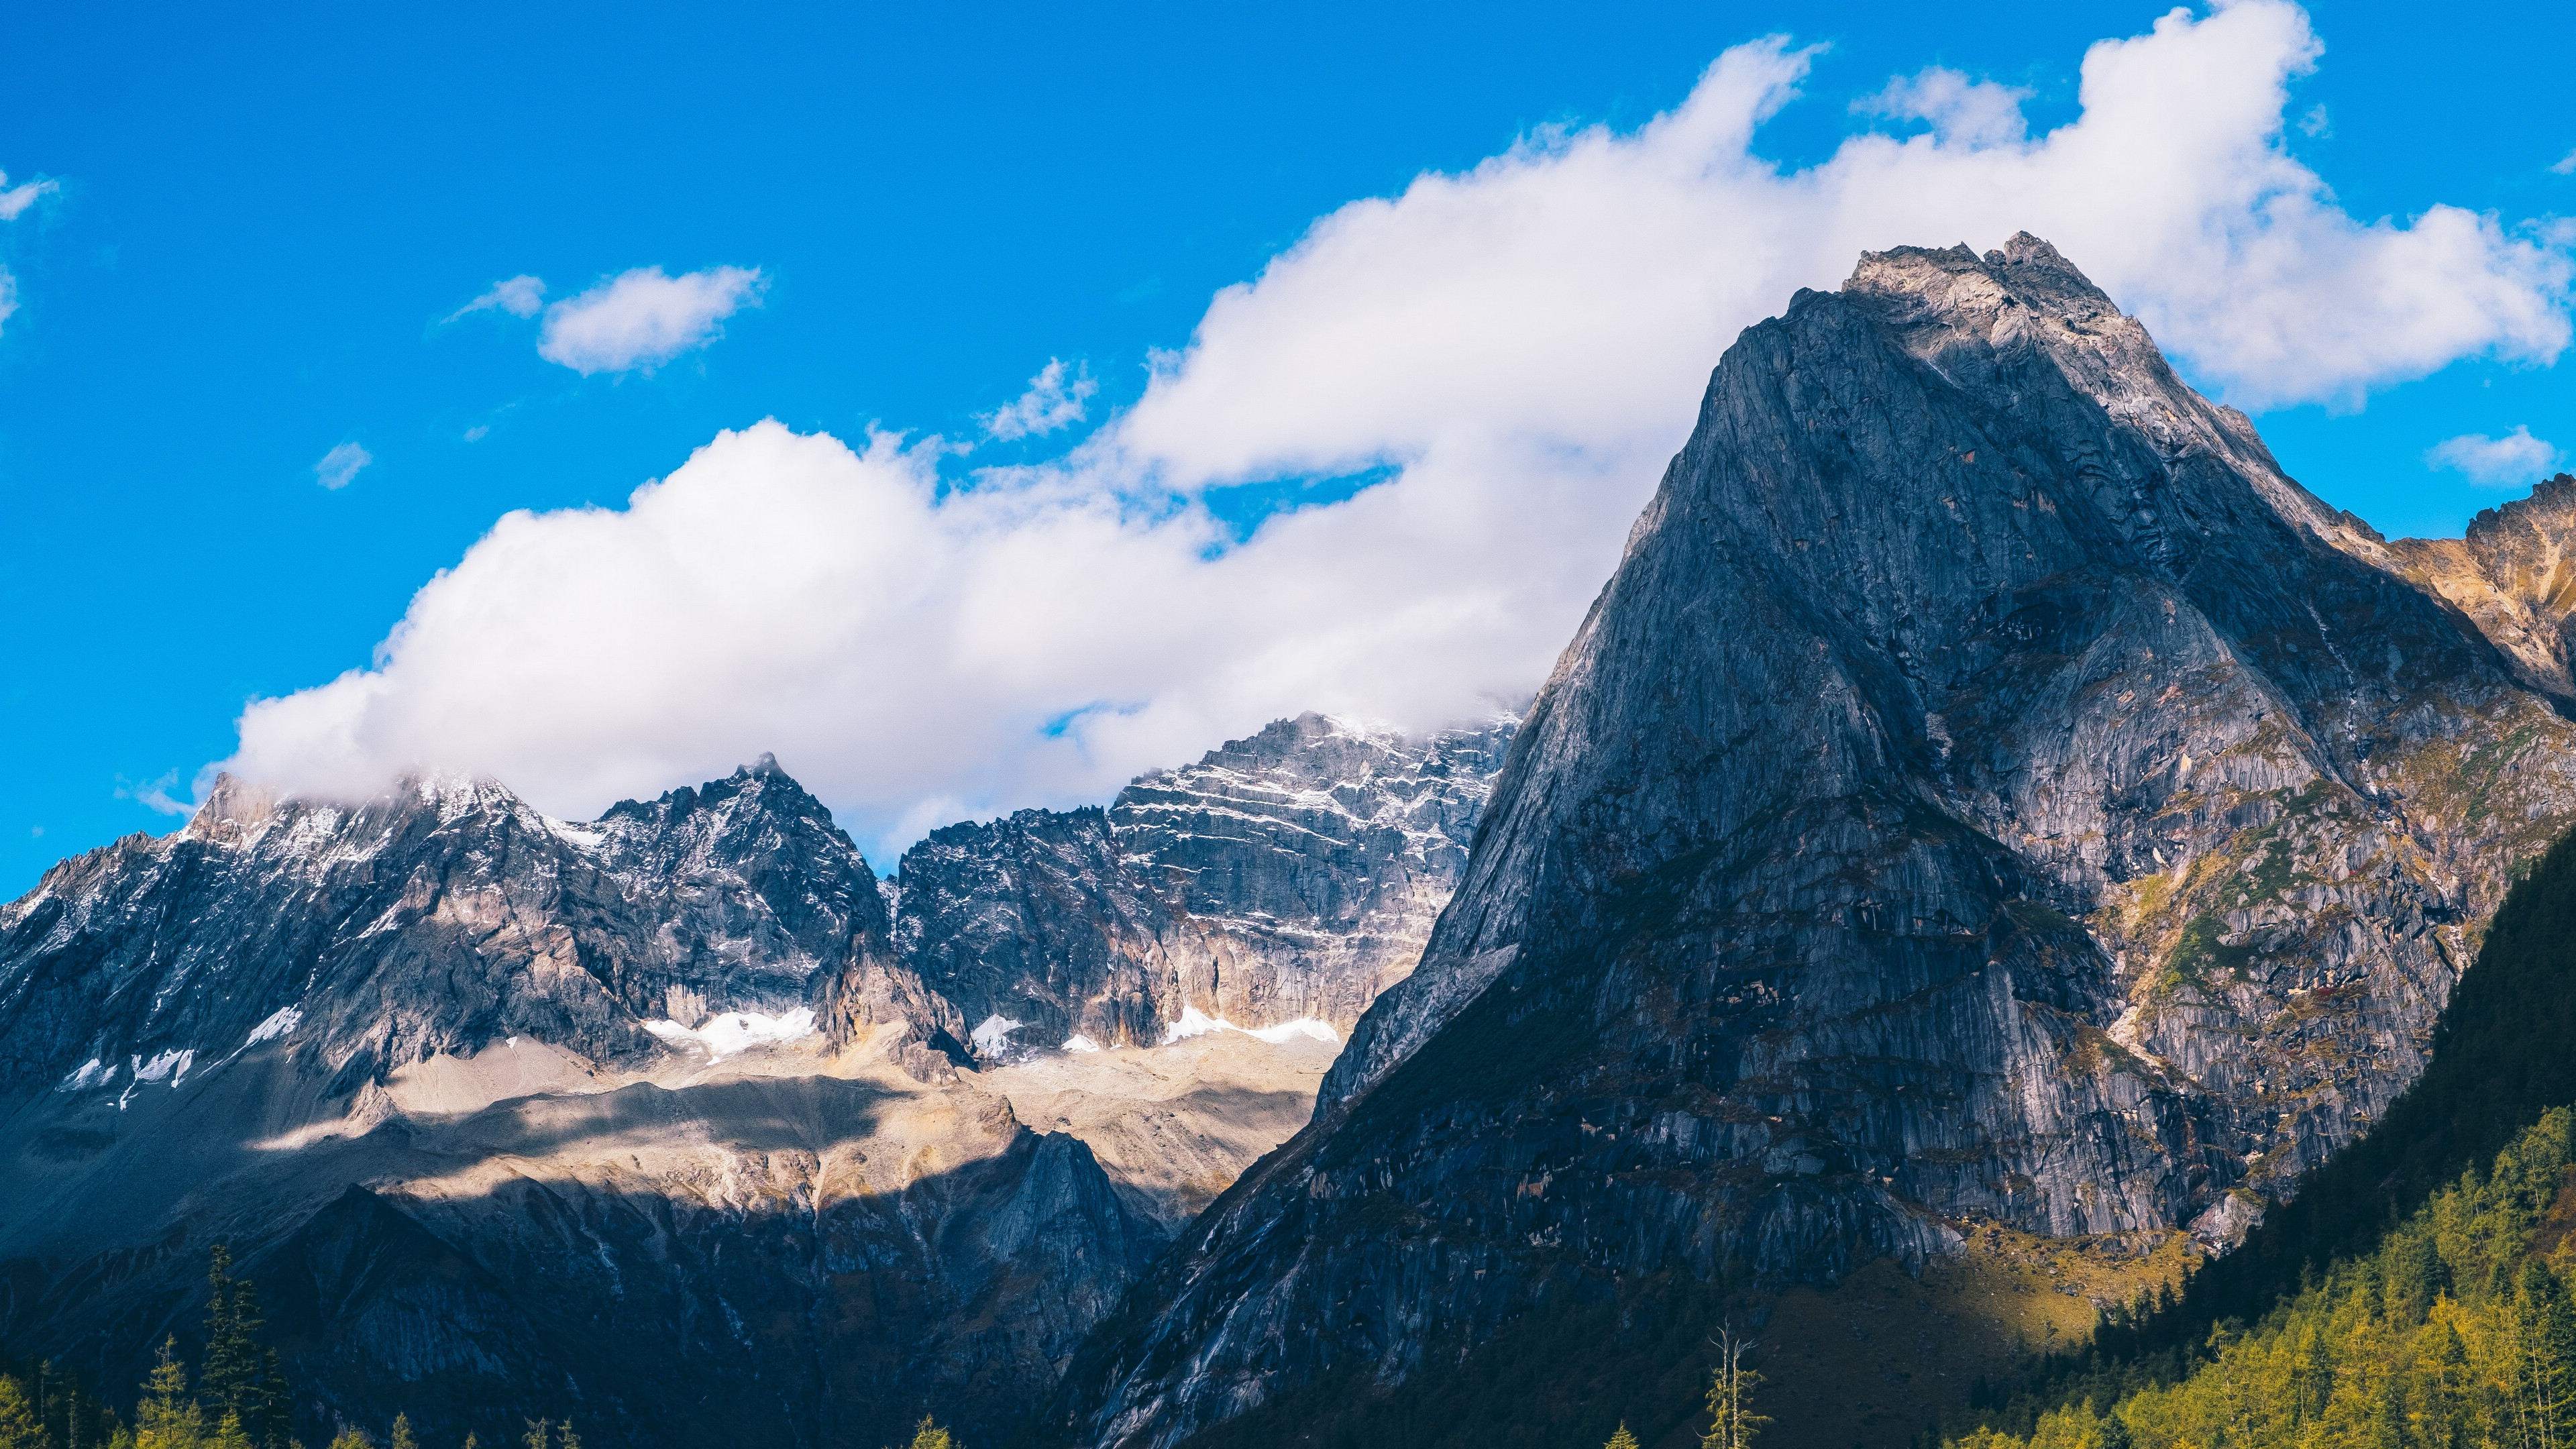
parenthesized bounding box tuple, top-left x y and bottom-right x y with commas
(11, 235, 2576, 1449)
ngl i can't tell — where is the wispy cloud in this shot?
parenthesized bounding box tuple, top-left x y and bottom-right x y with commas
(315, 442, 374, 490)
(115, 770, 194, 817)
(537, 266, 765, 376)
(448, 274, 547, 321)
(2299, 104, 2331, 138)
(0, 167, 56, 340)
(0, 169, 56, 222)
(2553, 147, 2576, 176)
(983, 359, 1098, 440)
(2426, 426, 2561, 486)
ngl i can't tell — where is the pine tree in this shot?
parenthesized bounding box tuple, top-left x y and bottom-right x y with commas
(199, 1250, 270, 1428)
(135, 1341, 203, 1449)
(324, 1428, 367, 1449)
(211, 1415, 250, 1449)
(1702, 1322, 1770, 1449)
(906, 1417, 953, 1449)
(461, 1435, 476, 1449)
(551, 1424, 575, 1449)
(0, 1376, 49, 1449)
(386, 1417, 412, 1449)
(520, 1421, 547, 1449)
(1604, 1423, 1641, 1449)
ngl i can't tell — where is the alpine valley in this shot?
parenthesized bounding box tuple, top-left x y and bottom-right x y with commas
(13, 237, 2576, 1449)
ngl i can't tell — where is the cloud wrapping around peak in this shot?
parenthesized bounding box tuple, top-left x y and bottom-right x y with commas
(315, 442, 374, 490)
(2426, 426, 2561, 487)
(450, 274, 546, 321)
(537, 266, 765, 375)
(221, 1, 2576, 861)
(983, 360, 1098, 441)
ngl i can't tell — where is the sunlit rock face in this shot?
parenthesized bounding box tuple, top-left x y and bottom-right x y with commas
(0, 717, 1515, 1449)
(894, 712, 1517, 1061)
(1042, 236, 2576, 1449)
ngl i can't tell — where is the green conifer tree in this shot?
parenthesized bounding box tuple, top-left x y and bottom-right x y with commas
(211, 1414, 250, 1449)
(135, 1340, 203, 1449)
(461, 1435, 476, 1449)
(1604, 1423, 1640, 1449)
(324, 1428, 367, 1449)
(0, 1376, 50, 1449)
(906, 1417, 953, 1449)
(520, 1420, 546, 1449)
(551, 1424, 575, 1449)
(386, 1417, 412, 1449)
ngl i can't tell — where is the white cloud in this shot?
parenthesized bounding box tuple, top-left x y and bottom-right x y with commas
(217, 2, 2576, 863)
(2426, 426, 2562, 487)
(315, 442, 374, 490)
(0, 167, 54, 340)
(115, 770, 194, 817)
(0, 170, 55, 222)
(1857, 66, 2033, 149)
(2299, 104, 2331, 138)
(2554, 148, 2576, 177)
(537, 266, 765, 375)
(449, 274, 546, 321)
(983, 359, 1098, 440)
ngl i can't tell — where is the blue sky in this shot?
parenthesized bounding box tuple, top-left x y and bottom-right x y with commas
(3, 0, 2572, 895)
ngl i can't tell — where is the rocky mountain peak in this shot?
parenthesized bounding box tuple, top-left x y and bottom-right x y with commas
(1042, 239, 2576, 1449)
(2385, 472, 2576, 699)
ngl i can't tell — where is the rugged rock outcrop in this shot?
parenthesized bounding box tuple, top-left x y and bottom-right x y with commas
(1042, 237, 2576, 1448)
(897, 713, 1516, 1061)
(2385, 473, 2576, 700)
(0, 716, 1515, 1449)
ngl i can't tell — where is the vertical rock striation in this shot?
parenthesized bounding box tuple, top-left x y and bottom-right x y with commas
(896, 712, 1517, 1061)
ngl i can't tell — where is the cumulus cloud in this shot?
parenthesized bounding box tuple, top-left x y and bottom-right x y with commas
(315, 442, 374, 490)
(2426, 426, 2561, 486)
(225, 422, 1585, 854)
(537, 266, 765, 375)
(1857, 66, 2032, 149)
(219, 1, 2576, 863)
(449, 274, 546, 321)
(983, 359, 1098, 440)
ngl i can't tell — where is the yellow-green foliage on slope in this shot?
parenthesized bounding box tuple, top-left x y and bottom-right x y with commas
(1952, 1108, 2576, 1449)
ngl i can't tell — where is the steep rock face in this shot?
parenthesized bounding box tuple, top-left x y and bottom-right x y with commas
(2385, 473, 2576, 700)
(0, 758, 923, 1106)
(1046, 237, 2576, 1448)
(897, 713, 1516, 1061)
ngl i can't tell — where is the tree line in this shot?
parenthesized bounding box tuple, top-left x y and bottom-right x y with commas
(1936, 816, 2576, 1448)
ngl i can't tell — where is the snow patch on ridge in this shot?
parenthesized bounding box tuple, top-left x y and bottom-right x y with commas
(1061, 1033, 1104, 1053)
(1160, 1007, 1340, 1046)
(644, 1007, 816, 1061)
(972, 1014, 1027, 1056)
(246, 1006, 303, 1045)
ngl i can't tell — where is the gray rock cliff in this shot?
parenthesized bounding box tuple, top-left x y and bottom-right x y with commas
(1042, 237, 2576, 1448)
